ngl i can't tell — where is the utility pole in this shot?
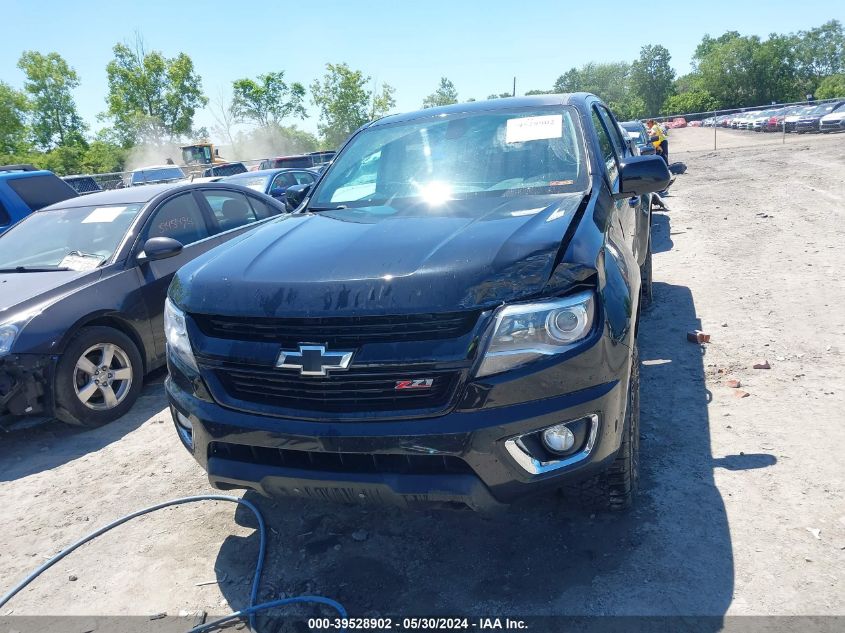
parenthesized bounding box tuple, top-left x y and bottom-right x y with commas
(513, 77, 516, 97)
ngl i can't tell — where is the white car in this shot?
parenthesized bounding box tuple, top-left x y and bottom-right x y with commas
(819, 104, 845, 133)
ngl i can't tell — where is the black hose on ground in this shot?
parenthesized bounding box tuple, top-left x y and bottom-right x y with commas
(0, 494, 347, 632)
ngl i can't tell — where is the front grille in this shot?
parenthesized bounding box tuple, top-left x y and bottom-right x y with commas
(191, 311, 480, 346)
(209, 442, 474, 475)
(212, 363, 460, 413)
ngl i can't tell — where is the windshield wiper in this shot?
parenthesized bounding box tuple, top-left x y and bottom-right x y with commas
(0, 266, 71, 273)
(307, 205, 348, 212)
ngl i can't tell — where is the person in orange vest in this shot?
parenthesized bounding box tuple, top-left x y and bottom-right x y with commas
(646, 119, 669, 165)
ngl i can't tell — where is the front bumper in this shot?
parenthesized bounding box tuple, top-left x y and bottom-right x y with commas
(0, 354, 53, 421)
(166, 354, 630, 511)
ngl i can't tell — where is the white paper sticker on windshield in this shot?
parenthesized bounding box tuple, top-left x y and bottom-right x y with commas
(60, 253, 105, 271)
(82, 206, 126, 223)
(506, 115, 563, 143)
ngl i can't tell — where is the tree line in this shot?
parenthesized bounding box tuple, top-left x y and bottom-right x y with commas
(1, 21, 843, 176)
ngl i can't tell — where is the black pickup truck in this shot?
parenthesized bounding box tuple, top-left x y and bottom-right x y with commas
(164, 93, 669, 512)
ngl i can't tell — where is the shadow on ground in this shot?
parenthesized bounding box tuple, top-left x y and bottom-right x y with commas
(651, 212, 673, 254)
(0, 368, 167, 482)
(212, 282, 776, 627)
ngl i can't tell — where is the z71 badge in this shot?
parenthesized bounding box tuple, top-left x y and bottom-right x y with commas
(394, 378, 434, 390)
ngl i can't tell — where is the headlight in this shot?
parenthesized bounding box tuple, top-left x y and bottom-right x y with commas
(0, 311, 39, 357)
(475, 291, 596, 378)
(164, 298, 198, 372)
(0, 323, 20, 356)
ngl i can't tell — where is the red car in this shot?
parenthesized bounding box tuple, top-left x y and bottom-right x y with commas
(671, 117, 687, 128)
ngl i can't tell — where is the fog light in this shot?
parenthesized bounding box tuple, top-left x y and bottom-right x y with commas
(175, 410, 192, 431)
(542, 424, 576, 454)
(173, 408, 193, 449)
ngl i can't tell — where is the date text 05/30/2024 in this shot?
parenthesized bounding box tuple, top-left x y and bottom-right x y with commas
(308, 617, 529, 630)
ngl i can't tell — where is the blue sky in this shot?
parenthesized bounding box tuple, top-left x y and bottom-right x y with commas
(2, 0, 842, 141)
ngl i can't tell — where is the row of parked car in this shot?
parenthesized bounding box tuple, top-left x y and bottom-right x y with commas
(58, 151, 337, 197)
(696, 101, 845, 133)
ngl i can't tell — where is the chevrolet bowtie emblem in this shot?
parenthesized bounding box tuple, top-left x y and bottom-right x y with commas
(275, 344, 353, 376)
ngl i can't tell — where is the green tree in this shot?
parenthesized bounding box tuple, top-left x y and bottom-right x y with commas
(662, 90, 719, 115)
(795, 20, 845, 92)
(816, 74, 845, 99)
(311, 63, 395, 148)
(0, 81, 30, 155)
(17, 51, 86, 149)
(630, 45, 675, 117)
(105, 37, 207, 145)
(422, 77, 459, 108)
(553, 62, 632, 113)
(486, 92, 513, 99)
(81, 139, 127, 173)
(370, 82, 396, 120)
(525, 89, 552, 95)
(231, 71, 306, 127)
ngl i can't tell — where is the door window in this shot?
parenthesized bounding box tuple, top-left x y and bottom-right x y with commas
(592, 107, 622, 182)
(596, 106, 628, 159)
(293, 171, 315, 185)
(246, 195, 277, 219)
(144, 193, 209, 245)
(201, 190, 259, 232)
(271, 172, 297, 191)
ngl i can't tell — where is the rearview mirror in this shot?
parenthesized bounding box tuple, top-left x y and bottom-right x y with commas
(138, 237, 183, 262)
(614, 155, 671, 198)
(285, 183, 311, 211)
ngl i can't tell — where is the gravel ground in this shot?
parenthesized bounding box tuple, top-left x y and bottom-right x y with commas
(1, 128, 843, 623)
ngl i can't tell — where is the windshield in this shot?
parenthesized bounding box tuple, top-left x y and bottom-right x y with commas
(132, 167, 185, 185)
(310, 106, 587, 211)
(0, 203, 143, 270)
(812, 102, 841, 115)
(182, 146, 212, 164)
(224, 174, 271, 192)
(621, 122, 648, 145)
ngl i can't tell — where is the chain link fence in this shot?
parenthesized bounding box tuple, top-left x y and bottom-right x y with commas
(644, 96, 845, 154)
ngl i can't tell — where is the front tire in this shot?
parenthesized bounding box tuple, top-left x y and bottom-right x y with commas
(54, 326, 143, 427)
(567, 343, 641, 511)
(640, 237, 653, 308)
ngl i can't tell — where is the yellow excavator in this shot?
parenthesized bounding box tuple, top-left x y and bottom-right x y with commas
(180, 142, 225, 169)
(179, 142, 247, 179)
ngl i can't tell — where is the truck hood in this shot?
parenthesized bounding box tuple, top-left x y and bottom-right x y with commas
(175, 193, 588, 317)
(0, 269, 100, 320)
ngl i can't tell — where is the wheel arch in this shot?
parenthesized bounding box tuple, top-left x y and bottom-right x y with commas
(55, 313, 150, 376)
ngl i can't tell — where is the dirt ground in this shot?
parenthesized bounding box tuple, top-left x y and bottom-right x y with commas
(1, 128, 843, 624)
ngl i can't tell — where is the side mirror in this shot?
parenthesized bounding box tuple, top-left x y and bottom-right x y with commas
(138, 237, 183, 263)
(269, 187, 287, 199)
(614, 155, 671, 198)
(285, 183, 311, 211)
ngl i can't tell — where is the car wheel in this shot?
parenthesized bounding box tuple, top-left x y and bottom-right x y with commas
(640, 238, 653, 308)
(565, 343, 640, 512)
(54, 326, 143, 427)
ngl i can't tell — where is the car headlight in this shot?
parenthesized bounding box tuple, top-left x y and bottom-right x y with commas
(0, 323, 21, 357)
(475, 291, 596, 378)
(0, 311, 39, 357)
(164, 298, 199, 373)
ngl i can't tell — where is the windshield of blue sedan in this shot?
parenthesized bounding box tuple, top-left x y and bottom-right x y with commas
(0, 203, 143, 270)
(310, 107, 587, 210)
